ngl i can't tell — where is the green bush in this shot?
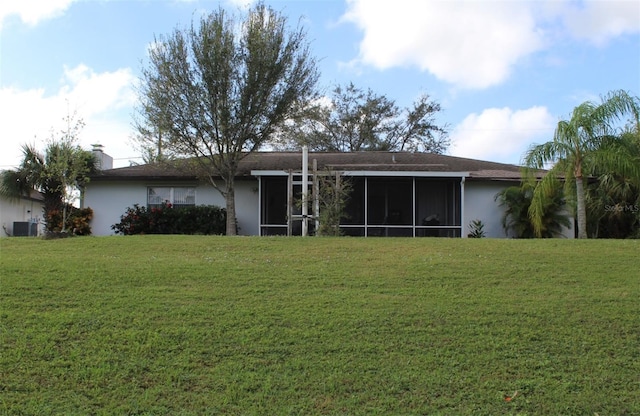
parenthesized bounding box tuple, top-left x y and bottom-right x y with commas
(467, 219, 486, 238)
(68, 207, 94, 235)
(43, 206, 94, 238)
(112, 202, 226, 235)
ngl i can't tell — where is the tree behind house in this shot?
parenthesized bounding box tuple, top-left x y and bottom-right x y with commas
(274, 82, 450, 153)
(134, 4, 319, 235)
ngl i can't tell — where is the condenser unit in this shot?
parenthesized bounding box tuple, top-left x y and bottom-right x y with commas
(13, 221, 38, 237)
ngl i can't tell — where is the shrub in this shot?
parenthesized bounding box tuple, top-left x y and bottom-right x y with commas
(44, 206, 94, 237)
(467, 219, 486, 238)
(495, 182, 571, 238)
(112, 203, 226, 235)
(68, 207, 93, 236)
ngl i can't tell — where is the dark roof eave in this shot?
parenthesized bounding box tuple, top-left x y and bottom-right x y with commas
(90, 175, 199, 182)
(89, 152, 533, 181)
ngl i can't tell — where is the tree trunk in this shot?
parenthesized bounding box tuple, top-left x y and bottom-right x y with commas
(575, 177, 587, 239)
(43, 190, 64, 233)
(61, 204, 68, 233)
(225, 177, 237, 236)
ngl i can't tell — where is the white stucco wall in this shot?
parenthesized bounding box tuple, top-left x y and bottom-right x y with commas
(464, 181, 511, 238)
(84, 176, 573, 238)
(0, 197, 45, 237)
(233, 179, 260, 235)
(83, 181, 147, 236)
(83, 179, 259, 236)
(194, 179, 259, 235)
(464, 180, 574, 239)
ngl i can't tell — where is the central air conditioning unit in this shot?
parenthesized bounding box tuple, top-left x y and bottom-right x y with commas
(13, 221, 38, 237)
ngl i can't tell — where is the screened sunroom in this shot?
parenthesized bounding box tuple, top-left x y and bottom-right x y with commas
(256, 171, 465, 237)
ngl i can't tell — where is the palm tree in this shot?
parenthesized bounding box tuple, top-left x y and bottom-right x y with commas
(523, 90, 640, 238)
(0, 142, 95, 233)
(586, 127, 640, 238)
(495, 181, 571, 238)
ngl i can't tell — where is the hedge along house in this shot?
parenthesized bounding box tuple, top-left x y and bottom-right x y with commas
(84, 150, 574, 238)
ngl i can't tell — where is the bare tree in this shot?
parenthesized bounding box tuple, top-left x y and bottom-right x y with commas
(134, 3, 319, 234)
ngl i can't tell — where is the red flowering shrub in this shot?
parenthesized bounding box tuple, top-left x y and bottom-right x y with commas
(68, 207, 93, 235)
(112, 202, 226, 235)
(44, 205, 94, 237)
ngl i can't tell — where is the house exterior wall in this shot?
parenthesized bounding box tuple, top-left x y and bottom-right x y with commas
(464, 181, 513, 238)
(464, 181, 574, 238)
(84, 176, 572, 238)
(83, 181, 147, 236)
(234, 180, 260, 235)
(83, 179, 259, 236)
(197, 179, 259, 235)
(0, 197, 45, 237)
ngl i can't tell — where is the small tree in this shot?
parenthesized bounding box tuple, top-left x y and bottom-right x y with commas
(134, 3, 319, 235)
(315, 171, 352, 236)
(44, 116, 96, 232)
(275, 82, 449, 153)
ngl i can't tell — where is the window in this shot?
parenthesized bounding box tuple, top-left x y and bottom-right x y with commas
(147, 187, 196, 208)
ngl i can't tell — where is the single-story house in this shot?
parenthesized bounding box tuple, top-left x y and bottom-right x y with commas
(84, 150, 574, 238)
(0, 190, 45, 237)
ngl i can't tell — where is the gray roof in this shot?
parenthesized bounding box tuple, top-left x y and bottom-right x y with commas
(90, 151, 532, 182)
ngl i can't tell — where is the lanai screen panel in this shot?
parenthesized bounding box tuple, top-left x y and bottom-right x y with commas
(340, 176, 462, 237)
(260, 176, 288, 235)
(365, 177, 413, 236)
(340, 177, 366, 236)
(259, 174, 463, 237)
(415, 178, 461, 237)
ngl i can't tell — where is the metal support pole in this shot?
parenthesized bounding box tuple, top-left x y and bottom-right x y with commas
(302, 146, 308, 236)
(287, 169, 293, 236)
(313, 159, 319, 233)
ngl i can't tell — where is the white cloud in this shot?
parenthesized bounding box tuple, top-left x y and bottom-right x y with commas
(0, 65, 137, 169)
(341, 0, 639, 90)
(450, 106, 556, 164)
(342, 0, 545, 89)
(59, 64, 136, 115)
(0, 0, 77, 28)
(559, 0, 640, 45)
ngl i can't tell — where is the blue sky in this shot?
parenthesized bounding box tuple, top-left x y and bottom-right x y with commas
(1, 0, 639, 169)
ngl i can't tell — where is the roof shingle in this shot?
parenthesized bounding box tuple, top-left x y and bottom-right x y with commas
(90, 151, 531, 181)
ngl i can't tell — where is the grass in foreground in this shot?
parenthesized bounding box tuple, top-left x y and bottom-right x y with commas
(0, 236, 638, 415)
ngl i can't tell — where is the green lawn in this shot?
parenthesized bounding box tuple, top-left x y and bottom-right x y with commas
(1, 236, 638, 415)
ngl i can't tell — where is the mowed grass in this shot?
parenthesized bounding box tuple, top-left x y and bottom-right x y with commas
(0, 236, 638, 415)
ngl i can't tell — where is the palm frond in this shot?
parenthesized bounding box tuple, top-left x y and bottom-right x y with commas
(528, 168, 564, 237)
(522, 140, 571, 170)
(0, 170, 32, 199)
